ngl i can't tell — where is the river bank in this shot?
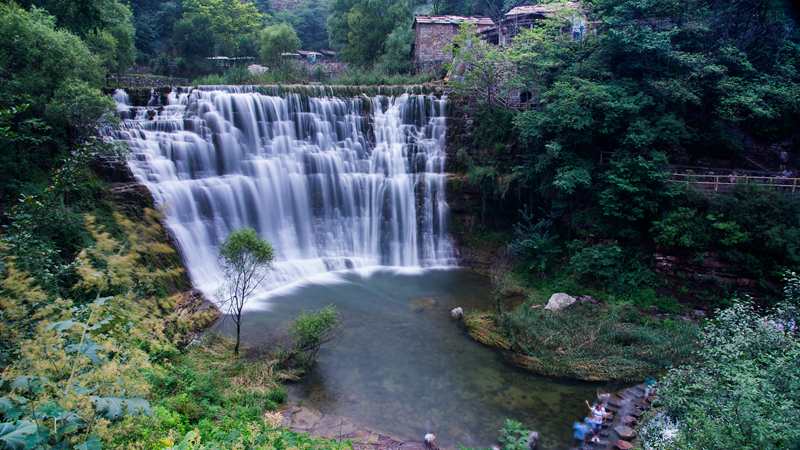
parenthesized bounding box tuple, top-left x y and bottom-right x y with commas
(278, 382, 655, 450)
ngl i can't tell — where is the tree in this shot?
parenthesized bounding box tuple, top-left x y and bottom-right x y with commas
(378, 25, 413, 74)
(326, 0, 411, 65)
(273, 0, 328, 50)
(180, 0, 263, 56)
(489, 246, 516, 313)
(260, 22, 301, 66)
(280, 304, 342, 370)
(217, 227, 276, 355)
(44, 80, 118, 144)
(173, 13, 218, 74)
(445, 23, 511, 108)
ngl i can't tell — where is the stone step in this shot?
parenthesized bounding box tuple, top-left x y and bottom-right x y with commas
(615, 426, 636, 441)
(613, 440, 634, 450)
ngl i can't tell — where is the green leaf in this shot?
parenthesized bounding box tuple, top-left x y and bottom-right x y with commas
(0, 420, 39, 449)
(9, 376, 49, 394)
(93, 296, 113, 307)
(48, 320, 81, 331)
(172, 430, 198, 450)
(90, 396, 151, 421)
(65, 340, 105, 365)
(34, 401, 66, 419)
(73, 434, 102, 450)
(0, 398, 21, 421)
(71, 385, 95, 396)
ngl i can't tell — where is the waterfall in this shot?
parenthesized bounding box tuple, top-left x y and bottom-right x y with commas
(106, 86, 455, 299)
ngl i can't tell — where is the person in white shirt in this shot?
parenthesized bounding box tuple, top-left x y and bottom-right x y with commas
(585, 400, 610, 443)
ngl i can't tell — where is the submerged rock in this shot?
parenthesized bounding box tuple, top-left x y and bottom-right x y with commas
(410, 297, 437, 311)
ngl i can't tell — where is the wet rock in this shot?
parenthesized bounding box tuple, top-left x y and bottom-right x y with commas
(409, 297, 437, 311)
(607, 398, 621, 408)
(398, 441, 428, 450)
(613, 440, 633, 450)
(451, 307, 463, 319)
(625, 388, 642, 398)
(614, 426, 636, 440)
(629, 408, 643, 419)
(693, 309, 708, 319)
(347, 394, 361, 404)
(620, 416, 636, 427)
(544, 293, 576, 311)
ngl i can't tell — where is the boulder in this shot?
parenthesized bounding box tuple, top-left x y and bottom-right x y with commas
(544, 293, 576, 311)
(613, 440, 633, 450)
(248, 64, 269, 75)
(614, 426, 636, 440)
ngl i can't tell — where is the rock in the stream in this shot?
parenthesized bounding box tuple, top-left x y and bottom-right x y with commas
(409, 297, 436, 311)
(614, 426, 636, 440)
(613, 440, 633, 450)
(620, 415, 636, 427)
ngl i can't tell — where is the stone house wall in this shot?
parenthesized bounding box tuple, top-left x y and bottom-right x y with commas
(414, 22, 458, 64)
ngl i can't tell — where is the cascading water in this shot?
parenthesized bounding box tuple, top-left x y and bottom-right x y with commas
(106, 86, 455, 300)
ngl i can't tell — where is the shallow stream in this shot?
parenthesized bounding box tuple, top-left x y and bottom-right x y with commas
(236, 268, 612, 450)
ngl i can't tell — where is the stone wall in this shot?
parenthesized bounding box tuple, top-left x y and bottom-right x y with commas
(414, 22, 457, 64)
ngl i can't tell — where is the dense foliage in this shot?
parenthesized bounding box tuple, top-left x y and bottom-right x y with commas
(448, 0, 800, 306)
(638, 273, 800, 450)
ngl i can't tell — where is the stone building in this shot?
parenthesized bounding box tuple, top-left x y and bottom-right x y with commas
(481, 2, 584, 45)
(412, 15, 494, 72)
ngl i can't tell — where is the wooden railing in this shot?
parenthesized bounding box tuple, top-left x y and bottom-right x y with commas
(669, 173, 800, 193)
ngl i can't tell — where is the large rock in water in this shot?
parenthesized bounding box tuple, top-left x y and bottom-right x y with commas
(544, 293, 576, 311)
(613, 440, 633, 450)
(615, 426, 636, 440)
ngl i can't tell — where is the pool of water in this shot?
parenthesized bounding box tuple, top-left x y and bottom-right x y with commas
(235, 268, 613, 450)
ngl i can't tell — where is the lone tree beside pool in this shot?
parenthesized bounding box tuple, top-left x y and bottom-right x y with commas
(217, 227, 276, 354)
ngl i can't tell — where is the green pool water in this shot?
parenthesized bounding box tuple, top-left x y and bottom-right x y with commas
(235, 268, 616, 450)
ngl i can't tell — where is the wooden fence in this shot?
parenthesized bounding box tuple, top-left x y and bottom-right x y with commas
(669, 173, 800, 193)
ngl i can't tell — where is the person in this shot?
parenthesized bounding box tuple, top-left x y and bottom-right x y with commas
(424, 432, 436, 449)
(572, 420, 590, 445)
(585, 400, 609, 443)
(729, 171, 738, 183)
(644, 377, 657, 403)
(780, 151, 788, 170)
(526, 431, 539, 450)
(596, 389, 610, 408)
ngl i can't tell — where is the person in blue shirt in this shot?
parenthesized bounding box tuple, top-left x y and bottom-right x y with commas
(573, 420, 590, 445)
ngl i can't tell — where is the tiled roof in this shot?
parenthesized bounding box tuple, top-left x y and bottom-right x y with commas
(505, 2, 581, 17)
(413, 15, 495, 26)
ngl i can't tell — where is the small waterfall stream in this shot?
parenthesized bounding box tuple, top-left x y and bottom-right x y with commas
(107, 86, 456, 299)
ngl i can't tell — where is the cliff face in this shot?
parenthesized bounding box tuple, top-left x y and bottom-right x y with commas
(444, 113, 524, 270)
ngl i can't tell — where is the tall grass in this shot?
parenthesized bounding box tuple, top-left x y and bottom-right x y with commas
(192, 63, 314, 86)
(496, 307, 700, 381)
(330, 66, 440, 86)
(192, 64, 443, 88)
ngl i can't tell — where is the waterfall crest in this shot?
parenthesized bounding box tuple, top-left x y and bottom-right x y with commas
(107, 87, 455, 298)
